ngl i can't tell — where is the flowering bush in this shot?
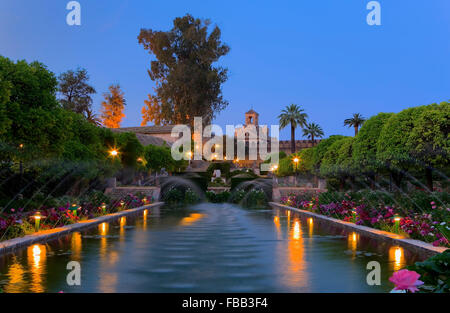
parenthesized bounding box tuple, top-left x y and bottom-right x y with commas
(280, 191, 449, 247)
(0, 193, 150, 242)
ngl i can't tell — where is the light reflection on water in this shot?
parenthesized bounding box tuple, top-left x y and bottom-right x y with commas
(0, 204, 423, 293)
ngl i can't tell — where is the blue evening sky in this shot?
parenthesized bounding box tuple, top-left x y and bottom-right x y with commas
(0, 0, 448, 139)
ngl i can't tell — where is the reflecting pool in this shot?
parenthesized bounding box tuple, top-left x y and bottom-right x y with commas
(0, 203, 424, 293)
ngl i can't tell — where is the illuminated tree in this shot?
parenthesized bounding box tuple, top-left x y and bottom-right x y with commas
(100, 84, 126, 128)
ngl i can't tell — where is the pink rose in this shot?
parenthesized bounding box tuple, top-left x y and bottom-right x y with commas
(389, 269, 424, 293)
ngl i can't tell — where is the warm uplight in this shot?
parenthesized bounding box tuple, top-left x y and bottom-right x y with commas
(110, 149, 118, 157)
(100, 203, 107, 214)
(394, 215, 401, 233)
(19, 143, 24, 149)
(137, 157, 143, 162)
(33, 212, 43, 232)
(293, 157, 299, 163)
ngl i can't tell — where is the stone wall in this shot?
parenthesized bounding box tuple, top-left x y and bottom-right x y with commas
(105, 186, 161, 201)
(278, 139, 321, 154)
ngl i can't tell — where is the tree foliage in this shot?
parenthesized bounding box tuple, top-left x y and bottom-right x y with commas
(58, 68, 96, 116)
(353, 112, 393, 173)
(138, 14, 230, 126)
(100, 84, 126, 128)
(278, 104, 308, 153)
(407, 101, 449, 169)
(344, 113, 366, 136)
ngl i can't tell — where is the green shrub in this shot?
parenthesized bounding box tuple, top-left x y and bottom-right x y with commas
(407, 250, 450, 293)
(242, 188, 267, 209)
(206, 191, 231, 203)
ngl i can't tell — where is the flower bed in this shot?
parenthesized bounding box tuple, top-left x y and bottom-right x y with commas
(280, 190, 449, 247)
(0, 193, 151, 242)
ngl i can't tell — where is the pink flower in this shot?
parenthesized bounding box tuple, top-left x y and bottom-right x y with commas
(389, 269, 424, 293)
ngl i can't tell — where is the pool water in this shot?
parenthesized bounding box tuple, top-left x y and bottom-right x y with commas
(0, 203, 423, 293)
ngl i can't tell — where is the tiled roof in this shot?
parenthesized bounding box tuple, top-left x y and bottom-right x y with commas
(110, 128, 171, 147)
(117, 125, 176, 134)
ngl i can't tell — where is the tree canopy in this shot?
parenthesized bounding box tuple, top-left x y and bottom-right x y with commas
(353, 112, 393, 173)
(139, 14, 230, 126)
(58, 68, 96, 116)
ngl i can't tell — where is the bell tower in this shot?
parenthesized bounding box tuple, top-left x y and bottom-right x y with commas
(245, 109, 259, 126)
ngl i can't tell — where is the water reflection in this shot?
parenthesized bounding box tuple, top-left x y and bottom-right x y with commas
(179, 213, 205, 226)
(389, 246, 405, 271)
(0, 205, 422, 293)
(348, 232, 359, 258)
(143, 209, 148, 230)
(284, 218, 307, 289)
(71, 232, 82, 261)
(307, 218, 313, 238)
(27, 244, 47, 293)
(4, 257, 27, 293)
(273, 216, 281, 239)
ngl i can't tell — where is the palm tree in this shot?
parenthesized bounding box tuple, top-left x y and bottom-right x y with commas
(344, 113, 366, 136)
(279, 104, 308, 153)
(85, 108, 102, 126)
(302, 123, 324, 145)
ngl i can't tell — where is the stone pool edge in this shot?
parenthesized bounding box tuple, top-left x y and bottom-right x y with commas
(269, 202, 448, 258)
(0, 202, 164, 255)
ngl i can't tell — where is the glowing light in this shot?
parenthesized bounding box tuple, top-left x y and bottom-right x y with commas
(33, 212, 43, 232)
(99, 222, 108, 235)
(389, 246, 405, 271)
(308, 218, 313, 237)
(137, 157, 143, 162)
(394, 215, 401, 233)
(348, 232, 358, 256)
(293, 220, 301, 240)
(27, 244, 46, 293)
(70, 204, 80, 217)
(293, 157, 299, 163)
(180, 213, 205, 226)
(110, 149, 118, 157)
(19, 143, 24, 149)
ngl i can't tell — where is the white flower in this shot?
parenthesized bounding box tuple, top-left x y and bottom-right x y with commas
(440, 222, 446, 226)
